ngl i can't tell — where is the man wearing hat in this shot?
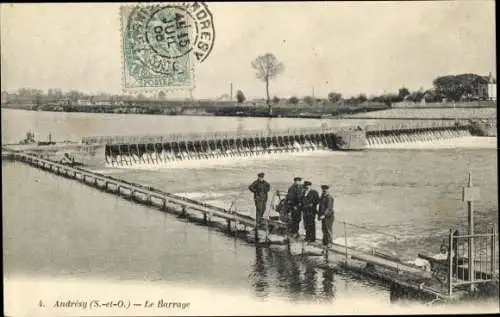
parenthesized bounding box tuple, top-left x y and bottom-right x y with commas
(248, 172, 271, 228)
(286, 177, 304, 237)
(318, 185, 335, 246)
(301, 181, 320, 242)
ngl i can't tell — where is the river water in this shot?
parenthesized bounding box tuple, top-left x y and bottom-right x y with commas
(2, 108, 498, 314)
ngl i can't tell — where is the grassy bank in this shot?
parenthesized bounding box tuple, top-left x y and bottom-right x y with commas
(1, 101, 390, 118)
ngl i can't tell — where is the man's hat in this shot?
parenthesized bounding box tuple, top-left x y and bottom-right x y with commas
(321, 185, 330, 190)
(258, 172, 265, 177)
(304, 181, 312, 186)
(294, 177, 302, 181)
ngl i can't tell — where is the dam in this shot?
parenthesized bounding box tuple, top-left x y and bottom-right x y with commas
(72, 120, 489, 168)
(4, 119, 494, 168)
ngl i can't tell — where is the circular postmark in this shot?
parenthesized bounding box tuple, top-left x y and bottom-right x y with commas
(125, 3, 215, 71)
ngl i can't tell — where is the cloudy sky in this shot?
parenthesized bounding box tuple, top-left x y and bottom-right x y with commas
(1, 1, 496, 99)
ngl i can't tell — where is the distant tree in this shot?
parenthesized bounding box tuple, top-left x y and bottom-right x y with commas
(303, 96, 315, 105)
(35, 92, 42, 107)
(272, 96, 280, 104)
(327, 92, 342, 103)
(236, 90, 246, 103)
(357, 94, 367, 103)
(407, 91, 425, 102)
(251, 53, 284, 115)
(289, 96, 299, 105)
(398, 87, 410, 99)
(433, 73, 488, 101)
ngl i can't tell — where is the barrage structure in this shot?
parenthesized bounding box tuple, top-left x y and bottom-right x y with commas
(75, 120, 484, 168)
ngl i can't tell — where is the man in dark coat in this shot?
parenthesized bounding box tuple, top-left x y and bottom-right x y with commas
(318, 185, 335, 246)
(302, 181, 320, 242)
(286, 177, 304, 237)
(248, 172, 271, 228)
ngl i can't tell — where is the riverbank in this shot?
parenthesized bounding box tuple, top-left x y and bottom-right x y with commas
(368, 136, 497, 149)
(0, 101, 389, 119)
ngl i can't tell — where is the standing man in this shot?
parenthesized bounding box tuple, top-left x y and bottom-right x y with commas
(318, 185, 335, 247)
(302, 181, 320, 243)
(286, 177, 304, 238)
(248, 172, 271, 228)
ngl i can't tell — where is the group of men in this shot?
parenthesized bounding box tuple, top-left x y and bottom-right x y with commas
(248, 173, 335, 246)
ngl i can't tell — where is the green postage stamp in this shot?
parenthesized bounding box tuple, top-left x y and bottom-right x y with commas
(120, 3, 215, 92)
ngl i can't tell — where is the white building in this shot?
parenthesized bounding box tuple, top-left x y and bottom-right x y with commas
(488, 83, 496, 101)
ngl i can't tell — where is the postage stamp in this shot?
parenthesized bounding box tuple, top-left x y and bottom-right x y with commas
(120, 3, 215, 92)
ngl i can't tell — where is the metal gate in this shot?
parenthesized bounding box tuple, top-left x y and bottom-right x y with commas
(445, 227, 498, 296)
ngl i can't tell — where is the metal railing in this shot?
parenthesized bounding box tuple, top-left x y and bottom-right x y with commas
(364, 120, 470, 132)
(81, 126, 346, 145)
(444, 227, 498, 296)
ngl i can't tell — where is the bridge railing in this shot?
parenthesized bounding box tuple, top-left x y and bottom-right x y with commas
(364, 120, 470, 132)
(81, 126, 347, 145)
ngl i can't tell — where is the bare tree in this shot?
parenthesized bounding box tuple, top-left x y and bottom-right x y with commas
(251, 53, 284, 115)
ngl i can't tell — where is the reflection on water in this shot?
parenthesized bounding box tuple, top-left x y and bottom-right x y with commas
(250, 246, 336, 302)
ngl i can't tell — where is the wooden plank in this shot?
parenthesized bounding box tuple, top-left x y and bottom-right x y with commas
(312, 241, 432, 278)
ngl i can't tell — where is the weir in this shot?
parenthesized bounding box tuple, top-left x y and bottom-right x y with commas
(76, 120, 486, 168)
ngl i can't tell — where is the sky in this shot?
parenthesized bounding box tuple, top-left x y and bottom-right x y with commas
(0, 1, 496, 99)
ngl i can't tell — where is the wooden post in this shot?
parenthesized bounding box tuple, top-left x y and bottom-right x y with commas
(448, 228, 453, 297)
(462, 171, 479, 290)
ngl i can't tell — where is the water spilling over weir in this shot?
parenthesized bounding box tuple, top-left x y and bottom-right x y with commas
(365, 123, 472, 146)
(74, 120, 491, 168)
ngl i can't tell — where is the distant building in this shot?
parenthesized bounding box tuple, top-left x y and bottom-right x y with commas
(76, 99, 92, 106)
(487, 73, 497, 101)
(478, 73, 496, 101)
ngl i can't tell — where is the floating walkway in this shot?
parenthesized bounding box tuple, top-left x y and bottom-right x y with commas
(3, 149, 498, 302)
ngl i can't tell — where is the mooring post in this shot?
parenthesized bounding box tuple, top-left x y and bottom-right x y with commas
(227, 219, 232, 232)
(448, 228, 454, 297)
(462, 171, 479, 290)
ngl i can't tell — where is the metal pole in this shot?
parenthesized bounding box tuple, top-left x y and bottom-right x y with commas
(448, 228, 453, 297)
(343, 221, 348, 261)
(466, 173, 475, 289)
(491, 226, 495, 278)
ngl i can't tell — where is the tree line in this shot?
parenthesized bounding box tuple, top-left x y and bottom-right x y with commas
(246, 53, 495, 115)
(2, 54, 494, 113)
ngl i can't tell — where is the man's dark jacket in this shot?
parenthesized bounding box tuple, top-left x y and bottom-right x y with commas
(248, 179, 271, 200)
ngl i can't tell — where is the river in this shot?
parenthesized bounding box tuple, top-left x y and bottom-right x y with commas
(2, 108, 498, 314)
